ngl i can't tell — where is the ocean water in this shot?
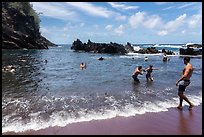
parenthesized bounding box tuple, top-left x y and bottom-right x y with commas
(2, 44, 202, 133)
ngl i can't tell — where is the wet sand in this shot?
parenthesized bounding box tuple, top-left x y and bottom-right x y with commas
(3, 105, 202, 135)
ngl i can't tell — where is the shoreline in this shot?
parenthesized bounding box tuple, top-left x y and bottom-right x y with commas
(3, 105, 202, 135)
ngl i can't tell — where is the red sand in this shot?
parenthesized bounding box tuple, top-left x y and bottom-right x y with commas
(3, 105, 202, 135)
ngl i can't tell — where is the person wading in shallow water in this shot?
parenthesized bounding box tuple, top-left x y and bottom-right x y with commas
(80, 62, 86, 70)
(163, 52, 168, 61)
(132, 66, 144, 83)
(176, 56, 194, 110)
(145, 65, 159, 81)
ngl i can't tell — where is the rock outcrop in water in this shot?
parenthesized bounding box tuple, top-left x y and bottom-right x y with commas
(71, 39, 175, 55)
(124, 42, 135, 53)
(71, 39, 127, 55)
(179, 44, 202, 55)
(136, 48, 174, 55)
(2, 2, 57, 49)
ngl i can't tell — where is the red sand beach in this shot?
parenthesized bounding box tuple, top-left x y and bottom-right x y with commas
(3, 105, 202, 135)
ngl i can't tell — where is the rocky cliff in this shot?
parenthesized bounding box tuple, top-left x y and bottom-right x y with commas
(2, 2, 57, 49)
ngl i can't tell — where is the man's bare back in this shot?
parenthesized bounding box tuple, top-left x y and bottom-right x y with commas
(182, 63, 193, 80)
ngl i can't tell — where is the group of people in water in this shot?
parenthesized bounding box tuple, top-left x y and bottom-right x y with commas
(132, 56, 194, 110)
(162, 52, 170, 61)
(81, 56, 194, 111)
(3, 54, 194, 112)
(80, 57, 105, 70)
(132, 65, 159, 82)
(2, 59, 48, 73)
(144, 52, 170, 62)
(134, 53, 170, 82)
(2, 65, 15, 73)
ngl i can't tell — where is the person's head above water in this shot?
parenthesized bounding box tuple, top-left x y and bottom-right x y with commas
(138, 66, 142, 70)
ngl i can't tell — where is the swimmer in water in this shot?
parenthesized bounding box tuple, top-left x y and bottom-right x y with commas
(80, 62, 86, 70)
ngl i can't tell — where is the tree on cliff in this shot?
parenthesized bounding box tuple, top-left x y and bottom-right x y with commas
(3, 2, 40, 32)
(2, 2, 57, 49)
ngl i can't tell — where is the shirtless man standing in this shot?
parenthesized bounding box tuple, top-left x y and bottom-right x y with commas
(176, 56, 194, 110)
(132, 66, 144, 82)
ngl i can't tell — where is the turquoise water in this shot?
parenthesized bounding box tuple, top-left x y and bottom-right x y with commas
(2, 44, 202, 133)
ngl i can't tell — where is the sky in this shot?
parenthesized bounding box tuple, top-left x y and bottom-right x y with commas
(31, 2, 202, 44)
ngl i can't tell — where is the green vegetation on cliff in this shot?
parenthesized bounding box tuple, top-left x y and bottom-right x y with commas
(2, 2, 57, 49)
(2, 2, 40, 32)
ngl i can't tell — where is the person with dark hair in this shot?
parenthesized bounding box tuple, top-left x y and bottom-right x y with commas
(98, 57, 104, 60)
(163, 52, 168, 61)
(132, 66, 144, 82)
(44, 59, 48, 63)
(145, 65, 159, 81)
(2, 66, 7, 72)
(80, 62, 86, 70)
(10, 65, 15, 73)
(176, 56, 194, 110)
(144, 56, 148, 61)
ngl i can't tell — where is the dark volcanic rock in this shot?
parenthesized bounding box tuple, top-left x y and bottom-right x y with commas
(162, 48, 175, 55)
(71, 39, 127, 55)
(135, 47, 161, 54)
(179, 46, 202, 55)
(133, 46, 175, 55)
(71, 39, 176, 55)
(2, 2, 57, 49)
(124, 42, 134, 53)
